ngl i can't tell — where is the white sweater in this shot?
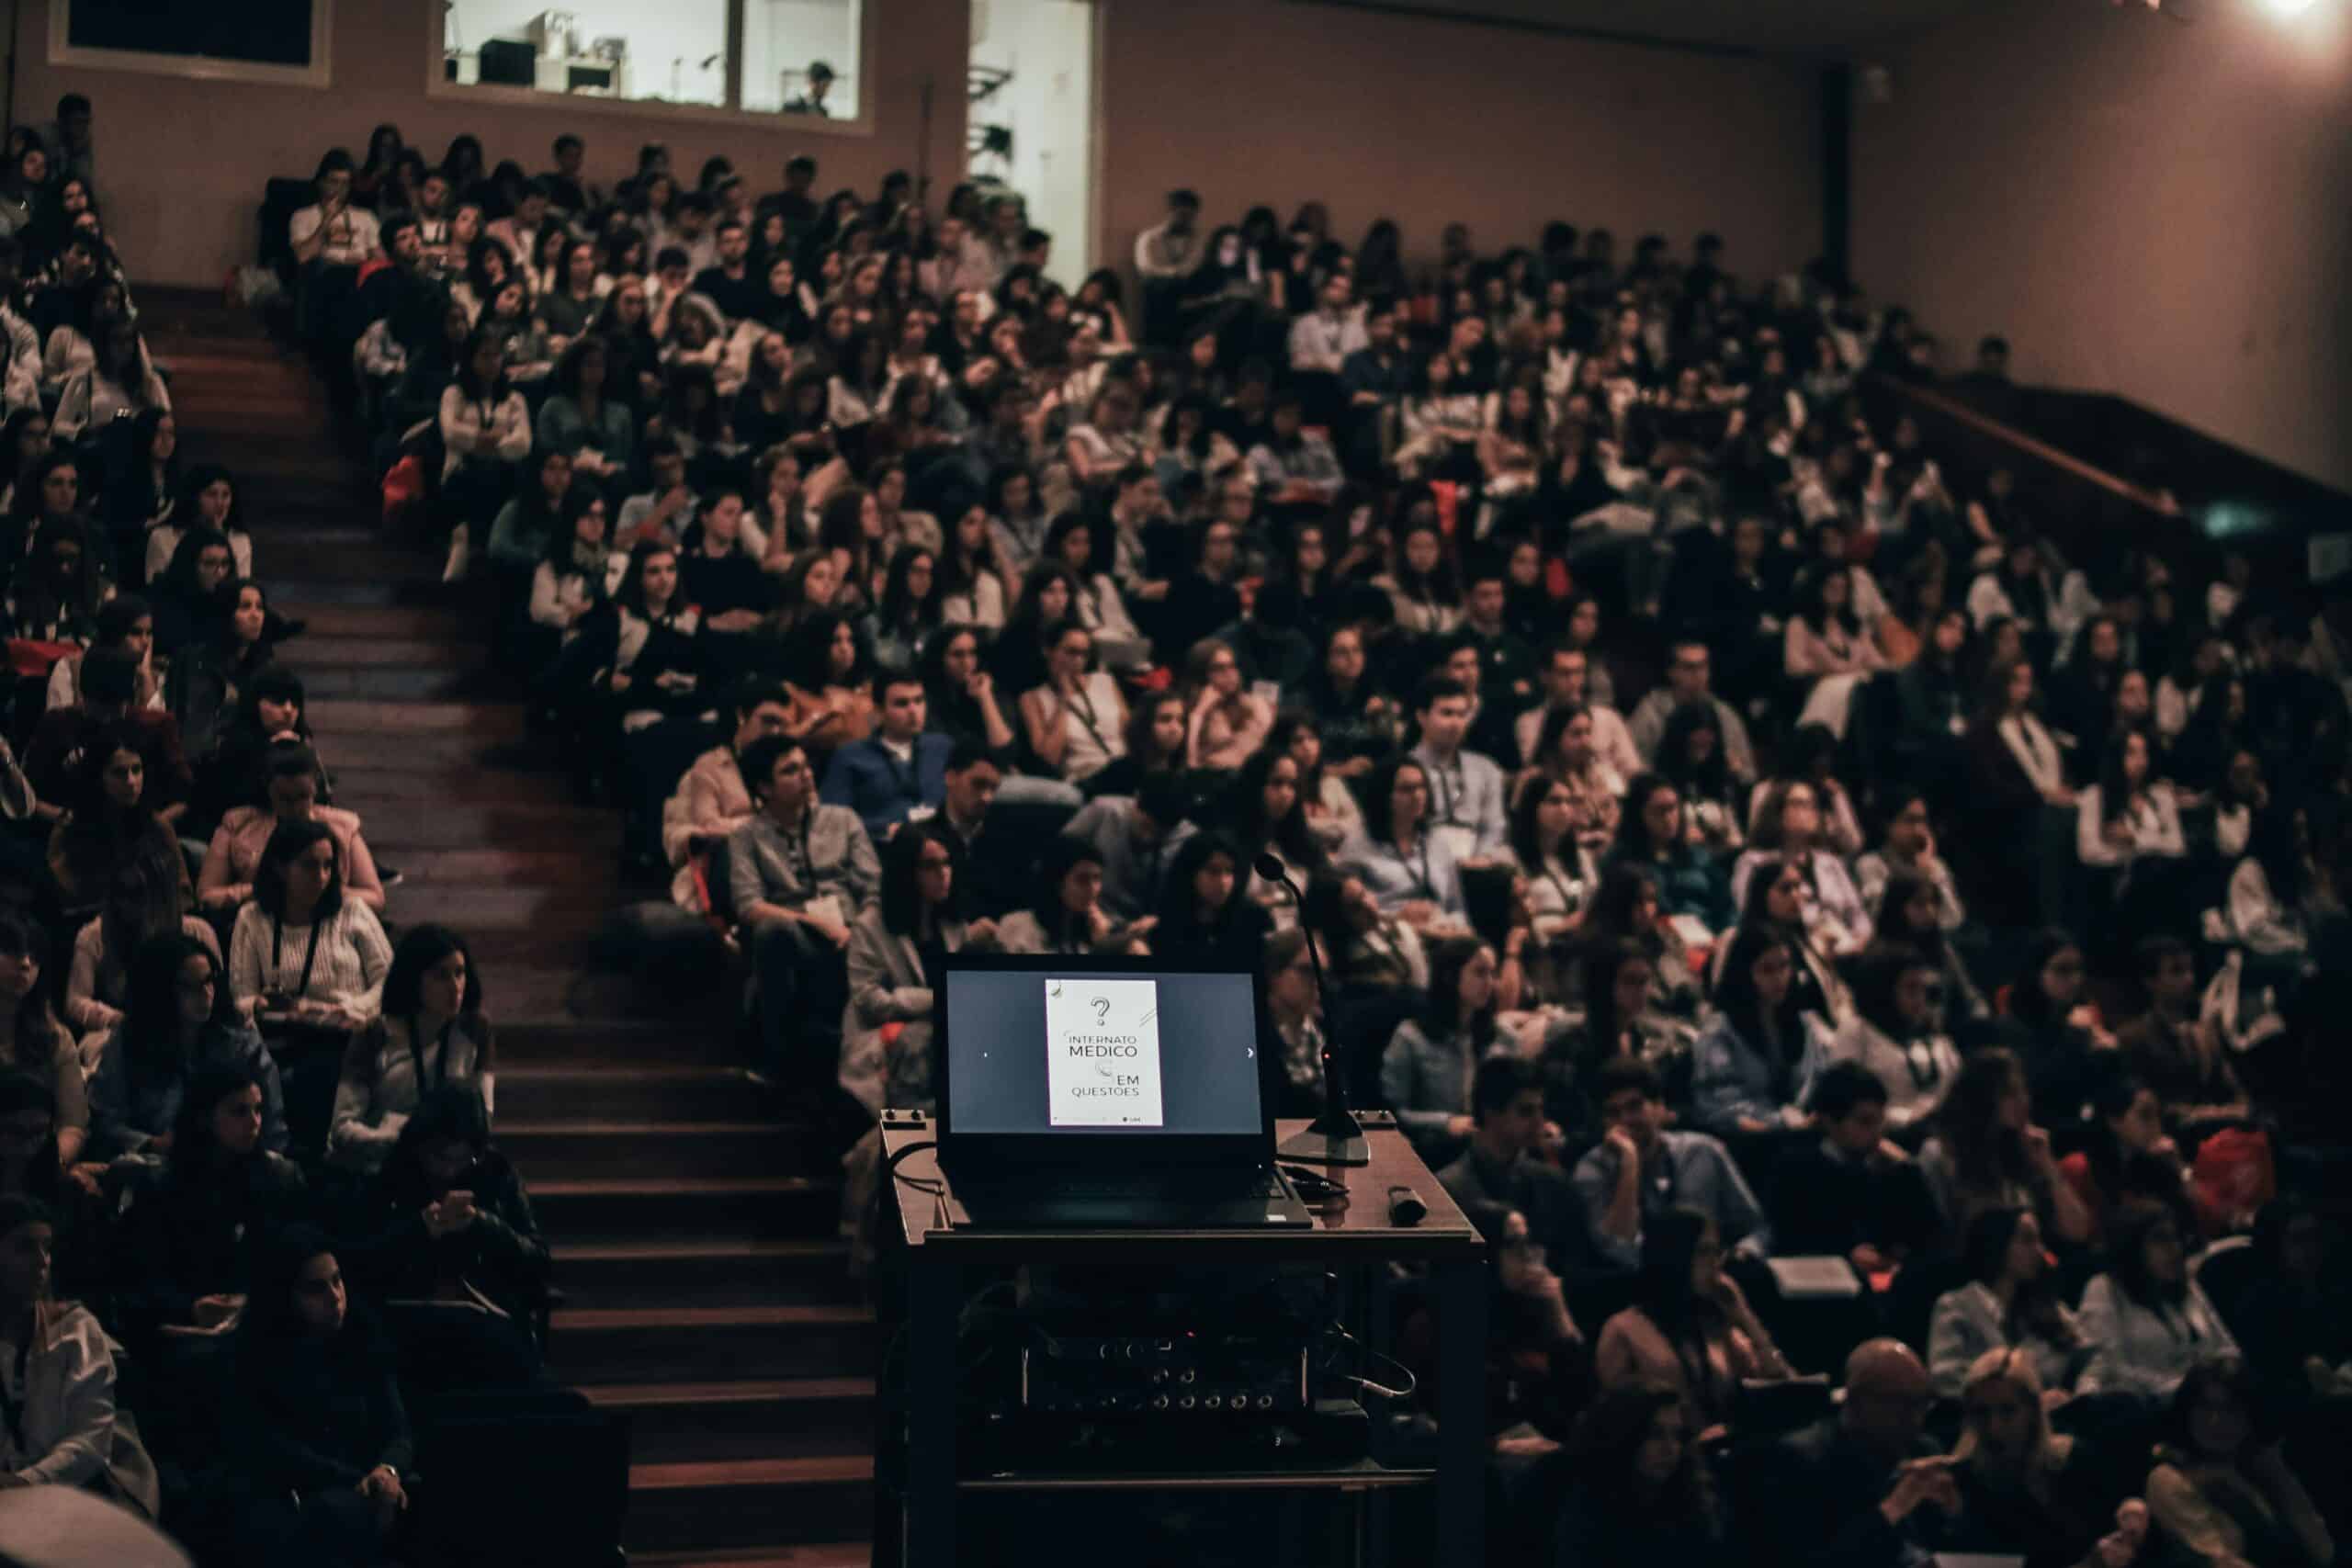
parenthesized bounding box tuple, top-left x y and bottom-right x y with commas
(228, 900, 391, 1021)
(2075, 1273, 2235, 1403)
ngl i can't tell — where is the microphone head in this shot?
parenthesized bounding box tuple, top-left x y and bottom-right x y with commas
(1252, 852, 1288, 882)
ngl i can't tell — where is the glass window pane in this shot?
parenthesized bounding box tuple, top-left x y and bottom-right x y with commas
(741, 0, 862, 118)
(444, 0, 734, 109)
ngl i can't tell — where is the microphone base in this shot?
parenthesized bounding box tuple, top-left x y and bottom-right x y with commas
(1276, 1109, 1371, 1167)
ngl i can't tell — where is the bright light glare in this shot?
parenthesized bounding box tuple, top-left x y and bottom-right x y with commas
(2257, 0, 2321, 17)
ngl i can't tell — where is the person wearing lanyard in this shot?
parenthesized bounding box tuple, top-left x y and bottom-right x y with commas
(328, 926, 493, 1176)
(1407, 675, 1507, 860)
(727, 736, 881, 1087)
(820, 673, 952, 840)
(0, 1193, 158, 1511)
(227, 822, 390, 1038)
(1340, 754, 1463, 931)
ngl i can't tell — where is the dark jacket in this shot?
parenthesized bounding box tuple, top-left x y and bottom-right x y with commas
(340, 1145, 548, 1330)
(231, 1314, 413, 1495)
(117, 1151, 309, 1330)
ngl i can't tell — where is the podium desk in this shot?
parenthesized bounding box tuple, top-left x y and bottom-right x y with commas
(879, 1111, 1487, 1567)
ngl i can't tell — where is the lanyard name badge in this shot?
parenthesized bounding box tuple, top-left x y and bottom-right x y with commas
(788, 811, 847, 930)
(1427, 761, 1477, 861)
(270, 916, 323, 1006)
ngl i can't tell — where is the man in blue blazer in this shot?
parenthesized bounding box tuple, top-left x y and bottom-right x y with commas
(820, 671, 952, 838)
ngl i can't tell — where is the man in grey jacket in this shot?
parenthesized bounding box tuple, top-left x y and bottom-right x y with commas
(727, 736, 880, 1086)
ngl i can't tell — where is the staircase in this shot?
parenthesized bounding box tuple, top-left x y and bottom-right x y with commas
(139, 290, 877, 1566)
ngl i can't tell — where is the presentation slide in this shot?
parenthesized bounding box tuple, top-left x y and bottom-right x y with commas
(1044, 977, 1164, 1126)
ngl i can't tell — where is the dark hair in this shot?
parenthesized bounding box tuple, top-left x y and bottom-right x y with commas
(789, 608, 867, 694)
(879, 820, 961, 936)
(1471, 1054, 1543, 1123)
(1634, 1205, 1725, 1341)
(1568, 1381, 1718, 1529)
(2106, 1201, 2191, 1309)
(1850, 941, 1937, 1043)
(119, 931, 232, 1071)
(2007, 928, 2082, 1028)
(168, 1062, 264, 1181)
(1808, 1059, 1890, 1122)
(1656, 700, 1731, 799)
(253, 818, 344, 923)
(1712, 924, 1797, 1067)
(738, 735, 808, 804)
(1611, 773, 1687, 863)
(1871, 867, 1951, 967)
(876, 544, 942, 633)
(381, 923, 486, 1027)
(2165, 1355, 2266, 1457)
(238, 1222, 346, 1346)
(1930, 1047, 2032, 1201)
(1595, 1055, 1663, 1108)
(1420, 935, 1498, 1050)
(1154, 829, 1248, 943)
(1224, 745, 1320, 871)
(1026, 835, 1106, 942)
(0, 1193, 52, 1248)
(1358, 752, 1429, 847)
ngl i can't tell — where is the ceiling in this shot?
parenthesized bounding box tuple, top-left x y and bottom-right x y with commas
(1300, 0, 1995, 58)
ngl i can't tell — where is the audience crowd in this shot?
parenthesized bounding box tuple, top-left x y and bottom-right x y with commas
(0, 86, 2336, 1565)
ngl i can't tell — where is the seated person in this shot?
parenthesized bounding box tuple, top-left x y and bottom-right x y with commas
(64, 860, 218, 1044)
(1438, 1055, 1593, 1282)
(661, 683, 793, 919)
(1552, 1381, 1729, 1563)
(726, 735, 880, 1087)
(2146, 1357, 2335, 1568)
(86, 932, 287, 1168)
(1947, 1348, 2154, 1568)
(1749, 1339, 1956, 1568)
(839, 822, 999, 1118)
(1928, 1207, 2086, 1402)
(227, 820, 393, 1035)
(0, 1193, 160, 1513)
(1595, 1205, 1792, 1433)
(1769, 1062, 1943, 1281)
(1690, 926, 1821, 1140)
(226, 1226, 412, 1568)
(1340, 752, 1467, 932)
(24, 647, 192, 829)
(115, 1066, 308, 1345)
(1573, 1058, 1771, 1274)
(1917, 1047, 2096, 1248)
(1148, 829, 1272, 970)
(328, 926, 492, 1176)
(2115, 936, 2248, 1134)
(1824, 943, 1964, 1133)
(340, 1083, 546, 1391)
(1057, 770, 1187, 922)
(995, 837, 1150, 956)
(2076, 1202, 2237, 1405)
(42, 727, 190, 933)
(1381, 936, 1504, 1162)
(820, 671, 952, 840)
(2058, 1073, 2202, 1247)
(198, 739, 389, 916)
(0, 913, 87, 1168)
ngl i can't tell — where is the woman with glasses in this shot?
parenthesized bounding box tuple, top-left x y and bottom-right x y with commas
(838, 823, 996, 1118)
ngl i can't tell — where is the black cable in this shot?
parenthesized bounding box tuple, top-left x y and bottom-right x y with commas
(886, 1136, 943, 1193)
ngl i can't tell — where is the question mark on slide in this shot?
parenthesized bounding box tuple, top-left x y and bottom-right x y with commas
(1091, 996, 1111, 1023)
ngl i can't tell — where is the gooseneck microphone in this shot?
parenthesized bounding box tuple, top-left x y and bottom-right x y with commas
(1256, 852, 1370, 1166)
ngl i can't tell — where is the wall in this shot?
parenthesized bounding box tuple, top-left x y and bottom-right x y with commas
(1851, 0, 2352, 491)
(15, 0, 963, 288)
(1096, 0, 1822, 284)
(743, 0, 863, 117)
(969, 0, 1095, 289)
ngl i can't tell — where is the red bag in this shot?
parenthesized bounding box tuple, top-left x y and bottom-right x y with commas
(380, 455, 425, 529)
(1430, 481, 1461, 540)
(2190, 1125, 2276, 1235)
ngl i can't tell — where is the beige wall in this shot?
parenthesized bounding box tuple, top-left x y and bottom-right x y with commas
(14, 0, 967, 289)
(1096, 0, 1822, 284)
(1852, 0, 2352, 491)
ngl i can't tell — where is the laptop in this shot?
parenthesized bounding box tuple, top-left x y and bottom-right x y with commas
(934, 953, 1315, 1229)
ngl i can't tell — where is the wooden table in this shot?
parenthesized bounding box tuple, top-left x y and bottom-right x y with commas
(878, 1111, 1487, 1567)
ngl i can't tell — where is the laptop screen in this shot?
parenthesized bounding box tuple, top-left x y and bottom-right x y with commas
(942, 965, 1264, 1137)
